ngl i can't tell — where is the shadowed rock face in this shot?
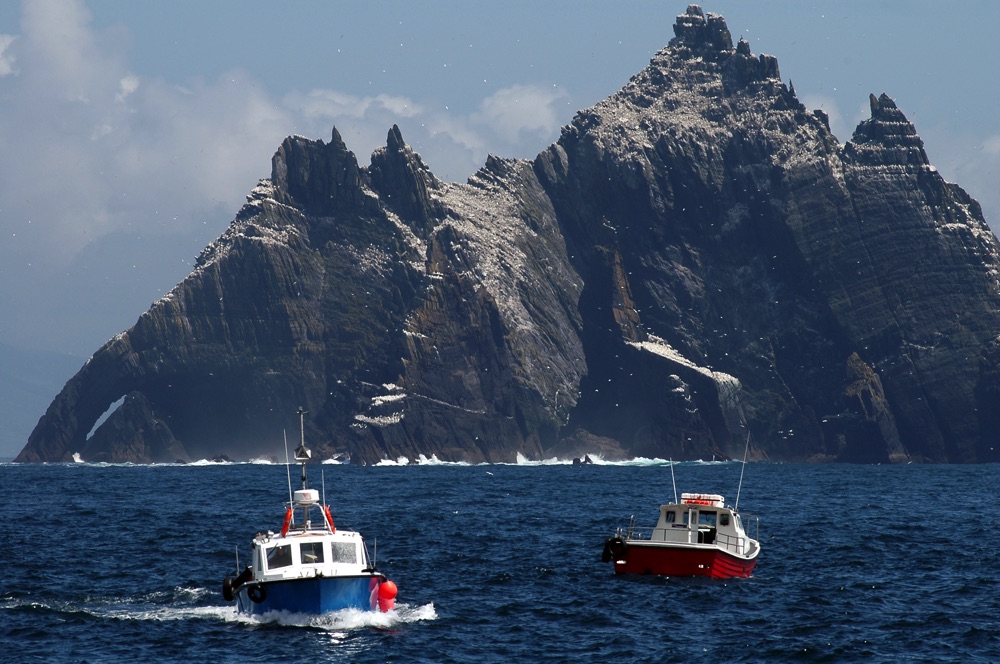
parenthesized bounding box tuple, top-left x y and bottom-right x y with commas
(18, 5, 1000, 464)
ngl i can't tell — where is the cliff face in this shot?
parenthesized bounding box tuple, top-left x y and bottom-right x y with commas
(18, 5, 1000, 464)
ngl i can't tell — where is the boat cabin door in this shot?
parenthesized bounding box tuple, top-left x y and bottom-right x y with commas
(683, 507, 718, 544)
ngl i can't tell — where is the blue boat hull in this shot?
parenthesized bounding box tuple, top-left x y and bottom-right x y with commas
(236, 575, 383, 615)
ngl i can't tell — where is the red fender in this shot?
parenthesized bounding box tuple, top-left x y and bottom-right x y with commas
(324, 505, 336, 532)
(279, 507, 293, 537)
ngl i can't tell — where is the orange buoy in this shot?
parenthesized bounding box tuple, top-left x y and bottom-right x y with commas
(378, 579, 397, 612)
(279, 507, 293, 537)
(379, 580, 397, 599)
(323, 504, 336, 532)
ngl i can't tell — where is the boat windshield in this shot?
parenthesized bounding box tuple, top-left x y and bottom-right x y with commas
(330, 541, 358, 564)
(300, 541, 324, 564)
(698, 511, 717, 527)
(266, 543, 293, 570)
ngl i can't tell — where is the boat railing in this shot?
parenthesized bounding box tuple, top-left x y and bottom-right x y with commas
(740, 513, 760, 542)
(721, 513, 760, 556)
(621, 525, 747, 550)
(618, 524, 653, 541)
(714, 530, 750, 555)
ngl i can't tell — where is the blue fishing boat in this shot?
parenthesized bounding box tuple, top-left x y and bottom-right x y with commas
(221, 408, 397, 615)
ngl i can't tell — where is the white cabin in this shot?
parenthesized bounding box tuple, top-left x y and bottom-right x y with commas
(251, 530, 371, 582)
(648, 493, 757, 556)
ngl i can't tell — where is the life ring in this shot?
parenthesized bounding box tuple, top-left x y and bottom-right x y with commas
(280, 507, 293, 537)
(247, 584, 267, 603)
(608, 537, 627, 558)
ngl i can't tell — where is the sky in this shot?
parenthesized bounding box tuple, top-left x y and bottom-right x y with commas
(1, 0, 998, 458)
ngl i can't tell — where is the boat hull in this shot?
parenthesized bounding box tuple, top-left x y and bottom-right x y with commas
(611, 541, 757, 579)
(236, 575, 384, 615)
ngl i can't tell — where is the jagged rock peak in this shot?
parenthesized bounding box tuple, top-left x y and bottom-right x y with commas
(372, 124, 440, 190)
(380, 123, 427, 174)
(368, 124, 443, 234)
(657, 6, 780, 91)
(270, 127, 369, 216)
(846, 92, 929, 166)
(856, 93, 922, 143)
(671, 4, 734, 53)
(723, 39, 780, 90)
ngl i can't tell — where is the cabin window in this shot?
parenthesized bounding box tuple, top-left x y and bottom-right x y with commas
(698, 511, 717, 528)
(266, 544, 293, 570)
(664, 511, 676, 523)
(719, 514, 730, 527)
(300, 542, 324, 565)
(330, 541, 357, 564)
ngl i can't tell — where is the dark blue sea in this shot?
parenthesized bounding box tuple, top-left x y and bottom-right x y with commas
(2, 458, 999, 663)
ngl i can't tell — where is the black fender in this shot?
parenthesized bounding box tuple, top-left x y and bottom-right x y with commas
(234, 566, 253, 587)
(601, 537, 628, 562)
(222, 566, 253, 602)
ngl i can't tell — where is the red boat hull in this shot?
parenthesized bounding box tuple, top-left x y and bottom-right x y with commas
(611, 541, 757, 579)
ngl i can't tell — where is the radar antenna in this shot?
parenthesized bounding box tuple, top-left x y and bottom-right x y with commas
(294, 407, 311, 490)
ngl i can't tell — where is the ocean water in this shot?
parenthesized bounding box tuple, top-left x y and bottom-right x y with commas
(2, 458, 999, 663)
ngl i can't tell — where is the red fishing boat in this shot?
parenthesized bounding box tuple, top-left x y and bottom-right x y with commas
(602, 491, 760, 578)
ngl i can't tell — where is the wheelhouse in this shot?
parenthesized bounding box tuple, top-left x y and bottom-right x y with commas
(646, 493, 758, 556)
(251, 531, 372, 580)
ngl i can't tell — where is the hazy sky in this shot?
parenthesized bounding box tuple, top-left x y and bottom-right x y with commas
(2, 0, 998, 456)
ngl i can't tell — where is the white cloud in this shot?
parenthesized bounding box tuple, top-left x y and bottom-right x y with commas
(19, 0, 114, 102)
(473, 83, 568, 144)
(0, 0, 569, 276)
(0, 0, 294, 271)
(0, 34, 18, 76)
(280, 83, 567, 181)
(0, 0, 571, 353)
(984, 135, 1000, 157)
(384, 83, 568, 179)
(115, 74, 138, 102)
(285, 88, 422, 122)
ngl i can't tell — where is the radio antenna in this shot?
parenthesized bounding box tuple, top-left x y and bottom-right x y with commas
(669, 458, 678, 504)
(734, 429, 751, 511)
(284, 429, 293, 504)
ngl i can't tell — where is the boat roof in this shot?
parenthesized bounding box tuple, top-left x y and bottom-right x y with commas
(661, 493, 728, 509)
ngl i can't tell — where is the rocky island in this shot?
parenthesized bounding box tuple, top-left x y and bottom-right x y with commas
(18, 5, 1000, 464)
